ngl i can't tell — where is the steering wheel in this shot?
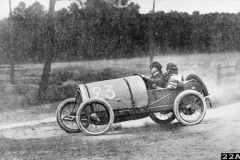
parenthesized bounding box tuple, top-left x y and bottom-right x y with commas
(134, 73, 148, 83)
(133, 73, 145, 78)
(134, 73, 154, 90)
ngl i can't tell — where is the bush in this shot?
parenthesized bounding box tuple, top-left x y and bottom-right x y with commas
(38, 67, 130, 103)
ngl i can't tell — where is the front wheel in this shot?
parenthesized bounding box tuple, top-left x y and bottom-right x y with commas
(76, 98, 114, 136)
(56, 98, 81, 133)
(149, 111, 175, 124)
(173, 90, 207, 126)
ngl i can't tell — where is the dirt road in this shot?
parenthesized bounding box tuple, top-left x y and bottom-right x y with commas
(0, 102, 240, 160)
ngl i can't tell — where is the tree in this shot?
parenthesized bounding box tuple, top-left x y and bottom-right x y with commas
(12, 2, 47, 63)
(9, 0, 15, 84)
(37, 0, 56, 102)
(149, 0, 155, 63)
(0, 19, 10, 64)
(37, 0, 84, 101)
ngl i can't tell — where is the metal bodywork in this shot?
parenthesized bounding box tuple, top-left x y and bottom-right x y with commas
(79, 76, 148, 110)
(56, 74, 209, 135)
(76, 76, 204, 122)
(147, 81, 202, 111)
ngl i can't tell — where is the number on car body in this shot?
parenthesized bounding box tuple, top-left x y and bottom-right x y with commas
(91, 84, 115, 100)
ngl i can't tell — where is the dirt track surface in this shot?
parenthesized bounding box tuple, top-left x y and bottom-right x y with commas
(0, 103, 240, 160)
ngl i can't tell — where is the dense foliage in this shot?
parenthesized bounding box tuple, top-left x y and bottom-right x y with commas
(1, 0, 240, 63)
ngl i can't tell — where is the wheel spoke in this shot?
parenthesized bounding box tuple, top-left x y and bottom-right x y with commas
(77, 100, 113, 135)
(56, 98, 81, 133)
(150, 110, 175, 124)
(178, 94, 204, 123)
(61, 102, 78, 130)
(62, 107, 70, 116)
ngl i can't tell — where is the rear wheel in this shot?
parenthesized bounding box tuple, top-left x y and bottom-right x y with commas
(76, 98, 114, 136)
(149, 111, 175, 124)
(173, 90, 207, 126)
(56, 98, 80, 133)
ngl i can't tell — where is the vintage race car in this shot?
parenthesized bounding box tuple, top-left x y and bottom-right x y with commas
(56, 74, 211, 135)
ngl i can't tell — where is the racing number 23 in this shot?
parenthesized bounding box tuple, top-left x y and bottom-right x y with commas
(91, 84, 116, 100)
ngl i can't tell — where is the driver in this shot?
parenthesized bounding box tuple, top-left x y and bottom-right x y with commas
(143, 61, 168, 89)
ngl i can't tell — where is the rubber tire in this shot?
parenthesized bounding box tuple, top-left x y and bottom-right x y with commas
(149, 111, 175, 124)
(173, 90, 207, 126)
(185, 74, 209, 96)
(56, 98, 81, 133)
(76, 98, 114, 136)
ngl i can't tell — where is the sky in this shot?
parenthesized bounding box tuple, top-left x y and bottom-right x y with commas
(1, 0, 240, 20)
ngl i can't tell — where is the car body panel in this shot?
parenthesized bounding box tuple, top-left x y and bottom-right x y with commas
(79, 76, 148, 110)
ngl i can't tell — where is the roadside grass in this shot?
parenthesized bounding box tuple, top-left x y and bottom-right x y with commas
(112, 123, 122, 131)
(143, 121, 152, 128)
(0, 52, 239, 112)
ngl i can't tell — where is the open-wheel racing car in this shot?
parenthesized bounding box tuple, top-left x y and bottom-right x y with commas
(56, 74, 211, 136)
